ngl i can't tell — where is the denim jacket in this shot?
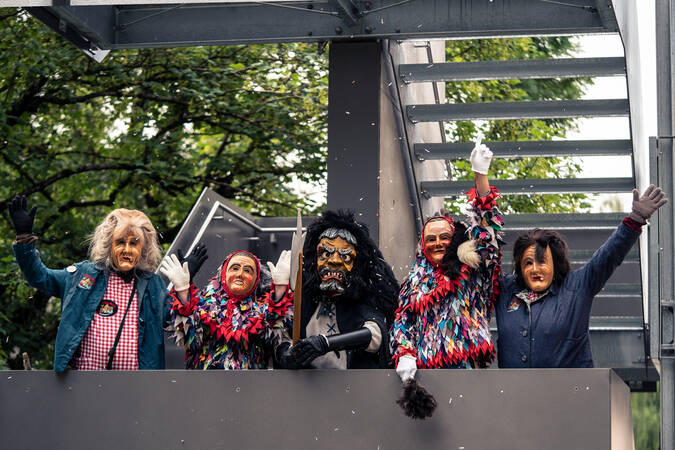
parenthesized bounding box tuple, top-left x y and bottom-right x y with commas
(495, 222, 640, 368)
(12, 242, 168, 372)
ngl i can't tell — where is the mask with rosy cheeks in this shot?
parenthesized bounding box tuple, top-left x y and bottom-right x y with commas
(422, 219, 454, 267)
(520, 245, 555, 293)
(111, 228, 144, 273)
(316, 237, 356, 296)
(225, 254, 258, 298)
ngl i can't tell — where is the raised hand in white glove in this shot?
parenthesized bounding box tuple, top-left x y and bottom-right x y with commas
(267, 249, 291, 286)
(470, 132, 493, 175)
(396, 354, 418, 382)
(159, 254, 190, 292)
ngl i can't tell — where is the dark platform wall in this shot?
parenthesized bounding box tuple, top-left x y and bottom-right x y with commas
(1, 369, 633, 450)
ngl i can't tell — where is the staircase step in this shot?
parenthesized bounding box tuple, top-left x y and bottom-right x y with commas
(502, 249, 639, 265)
(503, 213, 627, 230)
(400, 57, 626, 83)
(420, 177, 634, 197)
(589, 316, 644, 330)
(414, 139, 633, 160)
(595, 283, 642, 298)
(408, 99, 629, 122)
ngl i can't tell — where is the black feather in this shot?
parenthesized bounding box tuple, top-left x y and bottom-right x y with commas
(396, 379, 438, 419)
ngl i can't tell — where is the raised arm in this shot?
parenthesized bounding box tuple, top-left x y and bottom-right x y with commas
(9, 195, 70, 299)
(578, 185, 668, 297)
(159, 254, 191, 304)
(266, 249, 291, 301)
(465, 134, 503, 267)
(470, 132, 492, 196)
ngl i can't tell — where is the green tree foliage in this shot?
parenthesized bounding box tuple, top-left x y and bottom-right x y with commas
(0, 9, 327, 368)
(444, 37, 592, 213)
(632, 388, 660, 449)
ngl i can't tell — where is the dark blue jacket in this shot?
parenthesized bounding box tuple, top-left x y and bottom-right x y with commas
(495, 222, 640, 368)
(12, 242, 169, 372)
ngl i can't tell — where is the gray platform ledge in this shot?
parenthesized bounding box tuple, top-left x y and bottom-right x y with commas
(1, 369, 633, 450)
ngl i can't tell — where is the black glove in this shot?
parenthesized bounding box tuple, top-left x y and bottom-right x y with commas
(275, 342, 300, 369)
(177, 242, 208, 280)
(7, 195, 37, 235)
(291, 335, 329, 367)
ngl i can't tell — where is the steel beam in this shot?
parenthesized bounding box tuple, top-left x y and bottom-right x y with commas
(420, 177, 634, 197)
(330, 0, 359, 26)
(656, 0, 675, 447)
(25, 6, 111, 61)
(414, 139, 633, 160)
(327, 41, 381, 242)
(408, 99, 629, 123)
(400, 57, 626, 83)
(26, 0, 615, 49)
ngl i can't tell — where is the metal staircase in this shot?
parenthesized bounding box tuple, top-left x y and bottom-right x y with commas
(397, 46, 650, 382)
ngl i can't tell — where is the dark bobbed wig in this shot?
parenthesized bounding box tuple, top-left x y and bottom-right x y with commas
(512, 228, 571, 288)
(302, 210, 399, 325)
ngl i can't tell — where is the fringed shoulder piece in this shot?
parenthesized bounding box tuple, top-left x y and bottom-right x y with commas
(465, 185, 504, 314)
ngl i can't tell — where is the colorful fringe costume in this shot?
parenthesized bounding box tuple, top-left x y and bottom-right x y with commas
(169, 251, 293, 370)
(390, 187, 503, 369)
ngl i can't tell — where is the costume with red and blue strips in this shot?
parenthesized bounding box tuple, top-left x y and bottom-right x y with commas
(168, 251, 293, 370)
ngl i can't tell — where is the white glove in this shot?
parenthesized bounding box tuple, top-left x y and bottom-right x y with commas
(396, 355, 418, 382)
(470, 131, 493, 175)
(159, 254, 190, 291)
(267, 249, 291, 286)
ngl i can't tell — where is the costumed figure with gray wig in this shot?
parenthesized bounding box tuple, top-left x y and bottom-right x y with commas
(8, 195, 168, 372)
(390, 133, 504, 419)
(275, 210, 399, 370)
(160, 246, 294, 370)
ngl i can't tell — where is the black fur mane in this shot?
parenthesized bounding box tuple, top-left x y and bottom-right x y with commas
(302, 210, 399, 325)
(440, 221, 469, 280)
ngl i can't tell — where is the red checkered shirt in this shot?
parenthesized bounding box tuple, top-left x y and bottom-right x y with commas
(73, 272, 139, 370)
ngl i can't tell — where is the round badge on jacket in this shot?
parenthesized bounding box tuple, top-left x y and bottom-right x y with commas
(97, 299, 118, 317)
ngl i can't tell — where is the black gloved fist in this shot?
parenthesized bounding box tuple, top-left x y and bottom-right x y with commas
(7, 195, 37, 235)
(291, 335, 330, 367)
(275, 342, 300, 370)
(177, 242, 208, 280)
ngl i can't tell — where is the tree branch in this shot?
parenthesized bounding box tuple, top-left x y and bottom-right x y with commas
(1, 163, 142, 204)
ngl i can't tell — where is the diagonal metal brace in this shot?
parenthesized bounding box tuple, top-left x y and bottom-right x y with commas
(330, 0, 360, 26)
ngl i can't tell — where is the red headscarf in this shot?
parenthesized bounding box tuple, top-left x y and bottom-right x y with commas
(420, 216, 455, 267)
(219, 250, 261, 299)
